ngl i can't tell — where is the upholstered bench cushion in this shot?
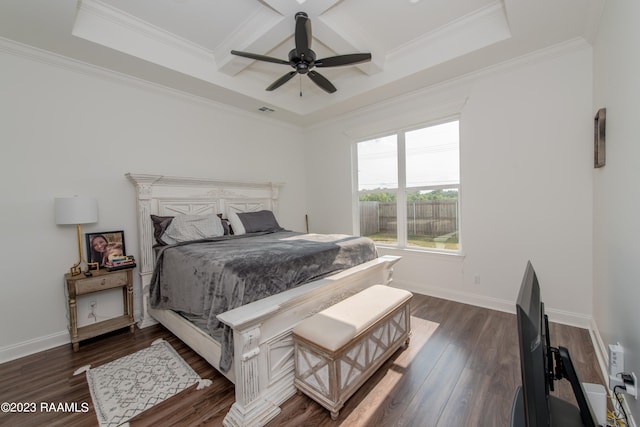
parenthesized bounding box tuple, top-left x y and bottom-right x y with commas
(293, 285, 412, 352)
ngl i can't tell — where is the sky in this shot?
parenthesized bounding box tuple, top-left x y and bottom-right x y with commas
(357, 120, 460, 191)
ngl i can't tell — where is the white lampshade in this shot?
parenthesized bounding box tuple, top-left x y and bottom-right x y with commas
(55, 197, 98, 225)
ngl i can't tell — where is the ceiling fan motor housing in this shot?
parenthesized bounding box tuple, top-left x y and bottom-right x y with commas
(289, 49, 315, 74)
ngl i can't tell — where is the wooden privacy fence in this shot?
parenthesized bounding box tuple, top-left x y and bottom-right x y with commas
(360, 200, 458, 236)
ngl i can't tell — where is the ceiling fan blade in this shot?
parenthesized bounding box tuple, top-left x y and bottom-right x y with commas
(308, 70, 337, 93)
(231, 50, 289, 65)
(315, 53, 372, 67)
(294, 12, 311, 55)
(266, 71, 297, 91)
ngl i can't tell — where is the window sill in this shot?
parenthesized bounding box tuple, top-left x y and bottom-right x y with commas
(375, 244, 465, 260)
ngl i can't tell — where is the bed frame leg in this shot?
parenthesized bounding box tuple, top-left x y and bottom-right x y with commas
(223, 399, 280, 427)
(137, 284, 159, 328)
(223, 324, 282, 427)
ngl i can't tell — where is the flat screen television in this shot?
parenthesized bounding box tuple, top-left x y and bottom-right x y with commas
(510, 261, 598, 427)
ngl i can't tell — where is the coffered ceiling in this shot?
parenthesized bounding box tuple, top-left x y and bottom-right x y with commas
(0, 0, 604, 127)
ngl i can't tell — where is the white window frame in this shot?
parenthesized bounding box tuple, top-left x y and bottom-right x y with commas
(353, 116, 461, 253)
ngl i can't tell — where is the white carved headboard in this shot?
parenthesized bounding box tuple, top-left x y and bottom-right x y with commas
(126, 173, 283, 324)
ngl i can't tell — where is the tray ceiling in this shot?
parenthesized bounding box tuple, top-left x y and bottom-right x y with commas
(0, 0, 604, 127)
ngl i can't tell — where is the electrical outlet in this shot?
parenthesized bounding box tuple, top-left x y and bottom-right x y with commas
(610, 374, 625, 390)
(609, 342, 624, 377)
(88, 300, 97, 320)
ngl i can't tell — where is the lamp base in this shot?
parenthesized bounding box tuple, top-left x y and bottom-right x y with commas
(69, 224, 91, 276)
(69, 261, 99, 276)
(70, 263, 82, 276)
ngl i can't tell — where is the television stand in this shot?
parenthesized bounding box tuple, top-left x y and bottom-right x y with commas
(510, 345, 599, 427)
(556, 346, 599, 426)
(511, 387, 584, 427)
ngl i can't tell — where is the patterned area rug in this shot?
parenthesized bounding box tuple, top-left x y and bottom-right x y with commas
(74, 339, 211, 427)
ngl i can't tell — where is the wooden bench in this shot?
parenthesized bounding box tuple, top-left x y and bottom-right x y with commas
(292, 285, 412, 419)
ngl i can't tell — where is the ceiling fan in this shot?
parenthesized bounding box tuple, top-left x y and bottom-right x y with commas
(231, 12, 371, 94)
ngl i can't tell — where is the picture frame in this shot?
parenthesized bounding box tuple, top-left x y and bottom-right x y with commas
(86, 230, 126, 268)
(594, 108, 606, 168)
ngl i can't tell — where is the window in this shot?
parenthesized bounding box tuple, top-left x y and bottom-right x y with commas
(356, 120, 460, 251)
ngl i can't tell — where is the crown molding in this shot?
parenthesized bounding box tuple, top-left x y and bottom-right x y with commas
(391, 2, 508, 57)
(309, 36, 591, 132)
(76, 0, 215, 63)
(0, 36, 302, 131)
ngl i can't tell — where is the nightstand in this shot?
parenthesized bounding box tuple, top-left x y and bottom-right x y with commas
(65, 269, 135, 351)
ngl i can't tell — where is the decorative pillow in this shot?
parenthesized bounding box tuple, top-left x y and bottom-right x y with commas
(227, 211, 246, 236)
(150, 215, 174, 245)
(237, 210, 283, 233)
(161, 214, 225, 245)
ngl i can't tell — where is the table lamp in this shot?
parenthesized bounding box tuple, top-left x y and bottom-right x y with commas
(55, 196, 98, 275)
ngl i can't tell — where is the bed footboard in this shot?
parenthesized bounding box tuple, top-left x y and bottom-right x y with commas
(217, 255, 400, 427)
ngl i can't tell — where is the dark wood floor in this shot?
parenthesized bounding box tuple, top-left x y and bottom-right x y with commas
(0, 293, 604, 427)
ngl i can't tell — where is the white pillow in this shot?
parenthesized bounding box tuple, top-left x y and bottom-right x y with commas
(227, 211, 246, 236)
(162, 214, 224, 244)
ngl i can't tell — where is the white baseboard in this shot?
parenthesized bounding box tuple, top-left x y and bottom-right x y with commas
(0, 330, 69, 364)
(590, 319, 610, 392)
(0, 318, 156, 364)
(395, 279, 593, 328)
(395, 279, 514, 314)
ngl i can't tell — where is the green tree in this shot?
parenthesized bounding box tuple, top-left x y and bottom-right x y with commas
(360, 189, 458, 202)
(359, 192, 396, 202)
(407, 189, 458, 201)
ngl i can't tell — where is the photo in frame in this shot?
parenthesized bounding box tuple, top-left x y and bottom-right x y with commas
(86, 230, 126, 268)
(594, 108, 606, 168)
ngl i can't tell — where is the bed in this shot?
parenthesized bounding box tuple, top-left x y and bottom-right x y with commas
(126, 173, 400, 427)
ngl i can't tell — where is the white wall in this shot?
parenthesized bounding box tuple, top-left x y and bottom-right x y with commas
(306, 41, 594, 326)
(593, 0, 640, 421)
(0, 43, 305, 361)
(462, 44, 594, 323)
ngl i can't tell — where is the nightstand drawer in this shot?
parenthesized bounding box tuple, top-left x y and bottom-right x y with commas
(75, 271, 128, 294)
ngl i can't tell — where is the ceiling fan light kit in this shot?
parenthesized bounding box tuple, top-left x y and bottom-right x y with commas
(231, 12, 371, 94)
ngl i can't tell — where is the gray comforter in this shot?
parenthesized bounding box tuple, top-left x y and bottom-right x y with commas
(149, 230, 377, 372)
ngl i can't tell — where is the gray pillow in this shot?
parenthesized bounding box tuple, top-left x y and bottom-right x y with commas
(152, 214, 232, 245)
(150, 215, 174, 245)
(237, 210, 283, 233)
(162, 214, 225, 244)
